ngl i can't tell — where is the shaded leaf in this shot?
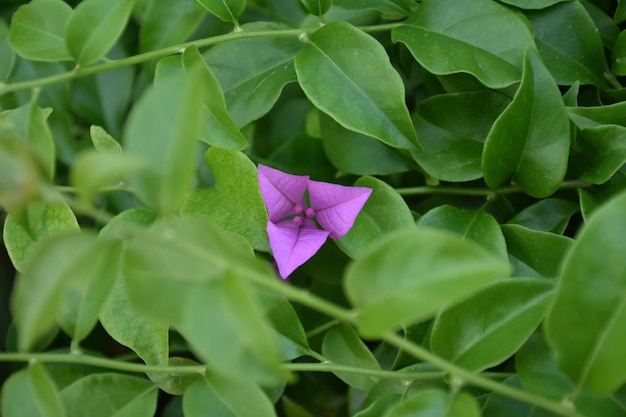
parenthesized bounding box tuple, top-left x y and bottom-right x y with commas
(0, 19, 16, 81)
(507, 198, 579, 234)
(196, 0, 246, 23)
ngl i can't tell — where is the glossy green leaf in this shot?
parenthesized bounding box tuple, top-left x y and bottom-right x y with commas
(345, 228, 509, 337)
(567, 101, 626, 128)
(507, 198, 579, 234)
(295, 21, 419, 151)
(336, 176, 415, 259)
(569, 125, 626, 184)
(0, 19, 15, 81)
(28, 362, 65, 417)
(0, 136, 43, 212)
(418, 205, 507, 261)
(392, 0, 534, 89)
(320, 113, 412, 176)
(612, 29, 626, 75)
(411, 91, 511, 182)
(617, 0, 626, 23)
(482, 48, 570, 197)
(300, 0, 332, 16)
(501, 224, 573, 277)
(181, 47, 247, 150)
(384, 389, 480, 417)
(498, 0, 570, 9)
(183, 372, 276, 417)
(60, 373, 158, 417)
(139, 0, 206, 54)
(90, 125, 121, 154)
(65, 0, 134, 66)
(4, 198, 79, 272)
(123, 66, 205, 214)
(527, 1, 608, 87)
(8, 0, 73, 61)
(322, 323, 381, 391)
(430, 277, 554, 372)
(0, 99, 56, 180)
(11, 232, 97, 351)
(181, 148, 269, 252)
(203, 22, 301, 127)
(546, 190, 626, 395)
(577, 172, 626, 221)
(98, 209, 168, 367)
(196, 0, 246, 23)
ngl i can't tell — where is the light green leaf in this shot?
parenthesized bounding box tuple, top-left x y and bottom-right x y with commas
(295, 21, 419, 151)
(482, 48, 570, 197)
(181, 47, 247, 150)
(60, 374, 158, 417)
(203, 22, 301, 127)
(65, 0, 135, 66)
(124, 65, 205, 214)
(3, 198, 79, 272)
(181, 148, 269, 252)
(11, 232, 97, 351)
(345, 228, 510, 337)
(89, 125, 121, 154)
(1, 369, 48, 417)
(322, 323, 381, 391)
(8, 0, 73, 61)
(336, 176, 415, 259)
(196, 0, 246, 23)
(183, 372, 276, 417)
(0, 19, 16, 81)
(527, 1, 608, 87)
(418, 205, 507, 261)
(501, 224, 573, 277)
(28, 362, 66, 417)
(0, 136, 43, 212)
(431, 277, 554, 373)
(392, 0, 534, 89)
(546, 190, 626, 395)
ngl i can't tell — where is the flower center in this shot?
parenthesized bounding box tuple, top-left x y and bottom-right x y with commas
(292, 204, 316, 226)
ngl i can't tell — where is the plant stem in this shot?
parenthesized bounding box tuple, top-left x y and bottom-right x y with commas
(396, 180, 590, 197)
(285, 362, 445, 381)
(0, 23, 401, 97)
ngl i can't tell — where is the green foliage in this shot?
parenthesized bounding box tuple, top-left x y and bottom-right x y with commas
(2, 1, 626, 416)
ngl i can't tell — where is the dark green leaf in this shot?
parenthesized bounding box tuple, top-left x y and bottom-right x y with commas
(65, 0, 134, 66)
(498, 0, 570, 9)
(181, 148, 269, 252)
(295, 21, 419, 151)
(300, 0, 332, 16)
(336, 176, 415, 259)
(507, 198, 579, 234)
(482, 48, 570, 197)
(392, 0, 534, 88)
(612, 29, 626, 75)
(196, 0, 246, 23)
(384, 389, 480, 417)
(260, 292, 310, 361)
(123, 65, 205, 214)
(8, 0, 73, 61)
(334, 0, 412, 15)
(60, 373, 158, 417)
(546, 190, 626, 395)
(430, 277, 554, 372)
(418, 205, 507, 261)
(569, 125, 626, 184)
(322, 323, 381, 390)
(345, 228, 509, 337)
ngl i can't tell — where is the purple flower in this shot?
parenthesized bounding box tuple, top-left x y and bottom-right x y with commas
(258, 165, 372, 279)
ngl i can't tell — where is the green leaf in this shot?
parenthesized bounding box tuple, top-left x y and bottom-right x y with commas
(295, 21, 419, 151)
(384, 389, 480, 417)
(183, 372, 276, 417)
(569, 125, 626, 184)
(11, 232, 97, 351)
(60, 373, 158, 417)
(181, 148, 269, 252)
(345, 228, 510, 337)
(300, 0, 332, 16)
(334, 0, 412, 15)
(411, 91, 511, 182)
(336, 176, 415, 259)
(612, 29, 626, 76)
(507, 198, 579, 234)
(1, 369, 52, 417)
(123, 65, 205, 214)
(392, 0, 534, 89)
(527, 1, 608, 87)
(322, 323, 381, 391)
(3, 198, 79, 272)
(498, 0, 570, 9)
(482, 48, 570, 197)
(501, 224, 574, 277)
(546, 190, 626, 395)
(181, 47, 247, 150)
(430, 277, 554, 373)
(320, 114, 412, 176)
(89, 125, 121, 154)
(260, 292, 310, 361)
(196, 0, 246, 23)
(159, 357, 202, 395)
(0, 19, 16, 81)
(0, 136, 44, 212)
(418, 205, 507, 261)
(8, 0, 73, 61)
(65, 0, 134, 66)
(28, 362, 66, 417)
(203, 22, 301, 127)
(0, 98, 56, 180)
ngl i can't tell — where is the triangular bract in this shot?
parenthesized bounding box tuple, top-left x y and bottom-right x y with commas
(258, 165, 308, 222)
